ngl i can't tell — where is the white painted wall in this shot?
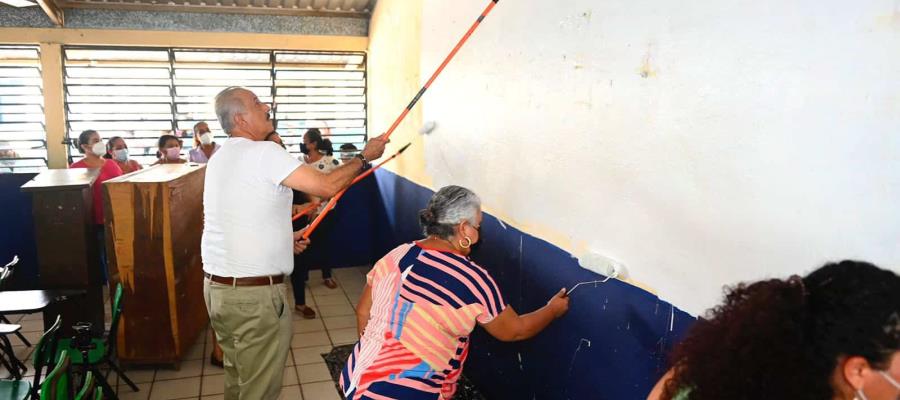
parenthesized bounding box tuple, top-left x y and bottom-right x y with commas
(417, 0, 900, 315)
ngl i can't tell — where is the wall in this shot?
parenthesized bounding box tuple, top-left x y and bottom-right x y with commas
(371, 169, 692, 399)
(409, 0, 900, 316)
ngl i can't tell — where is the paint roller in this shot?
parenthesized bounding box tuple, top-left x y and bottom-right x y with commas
(300, 142, 413, 239)
(298, 0, 500, 238)
(379, 0, 500, 142)
(291, 202, 320, 222)
(565, 251, 627, 296)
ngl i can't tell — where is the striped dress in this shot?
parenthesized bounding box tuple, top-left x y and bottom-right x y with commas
(340, 242, 507, 399)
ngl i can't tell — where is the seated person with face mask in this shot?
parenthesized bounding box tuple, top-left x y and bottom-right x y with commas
(104, 136, 143, 174)
(153, 134, 187, 165)
(189, 122, 220, 163)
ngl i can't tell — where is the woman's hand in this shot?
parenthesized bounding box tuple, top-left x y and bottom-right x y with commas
(547, 288, 570, 318)
(293, 228, 311, 254)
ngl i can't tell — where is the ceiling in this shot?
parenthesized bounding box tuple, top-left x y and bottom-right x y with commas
(2, 0, 376, 21)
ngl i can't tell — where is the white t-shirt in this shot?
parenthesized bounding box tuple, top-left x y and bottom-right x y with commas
(202, 137, 302, 277)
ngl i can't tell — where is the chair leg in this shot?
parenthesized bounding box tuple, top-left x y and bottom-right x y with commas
(106, 359, 139, 392)
(0, 315, 31, 347)
(0, 335, 26, 380)
(90, 366, 119, 400)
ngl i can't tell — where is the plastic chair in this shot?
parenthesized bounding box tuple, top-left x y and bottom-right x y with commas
(30, 315, 63, 400)
(0, 257, 32, 347)
(55, 283, 137, 396)
(39, 352, 72, 400)
(73, 371, 95, 400)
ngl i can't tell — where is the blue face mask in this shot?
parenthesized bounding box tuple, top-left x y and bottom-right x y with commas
(114, 148, 129, 162)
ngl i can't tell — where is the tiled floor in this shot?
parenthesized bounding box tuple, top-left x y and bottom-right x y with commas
(2, 265, 370, 400)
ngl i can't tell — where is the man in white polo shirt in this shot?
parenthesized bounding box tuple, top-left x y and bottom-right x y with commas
(202, 86, 386, 399)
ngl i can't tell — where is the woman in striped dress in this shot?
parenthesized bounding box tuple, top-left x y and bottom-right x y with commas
(341, 185, 570, 399)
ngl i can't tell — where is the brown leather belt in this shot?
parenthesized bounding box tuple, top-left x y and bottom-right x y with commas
(205, 273, 285, 286)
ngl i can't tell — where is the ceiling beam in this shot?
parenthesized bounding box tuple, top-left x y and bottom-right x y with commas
(56, 0, 370, 18)
(36, 0, 65, 26)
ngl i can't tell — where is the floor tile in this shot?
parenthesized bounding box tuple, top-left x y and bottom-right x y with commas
(292, 318, 325, 333)
(328, 327, 359, 345)
(201, 395, 225, 400)
(278, 385, 303, 400)
(316, 303, 354, 318)
(117, 367, 157, 384)
(116, 382, 151, 400)
(297, 362, 331, 384)
(291, 331, 331, 349)
(301, 380, 342, 400)
(17, 318, 44, 333)
(156, 359, 203, 381)
(200, 373, 225, 396)
(322, 316, 357, 331)
(292, 345, 333, 365)
(311, 293, 350, 307)
(310, 282, 341, 296)
(282, 366, 299, 386)
(149, 376, 202, 400)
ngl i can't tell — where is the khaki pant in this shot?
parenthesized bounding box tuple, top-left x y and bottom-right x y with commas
(204, 278, 293, 400)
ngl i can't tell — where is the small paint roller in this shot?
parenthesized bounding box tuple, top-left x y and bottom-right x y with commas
(565, 251, 626, 296)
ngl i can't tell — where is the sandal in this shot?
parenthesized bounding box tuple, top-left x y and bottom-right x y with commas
(295, 304, 316, 319)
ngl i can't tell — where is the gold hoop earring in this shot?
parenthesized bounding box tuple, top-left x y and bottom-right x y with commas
(459, 237, 472, 249)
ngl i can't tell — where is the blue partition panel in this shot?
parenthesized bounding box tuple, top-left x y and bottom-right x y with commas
(0, 173, 40, 289)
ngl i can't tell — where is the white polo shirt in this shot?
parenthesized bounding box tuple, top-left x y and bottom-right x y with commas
(201, 137, 302, 278)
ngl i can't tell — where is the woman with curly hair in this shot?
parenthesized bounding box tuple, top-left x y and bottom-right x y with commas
(647, 260, 899, 400)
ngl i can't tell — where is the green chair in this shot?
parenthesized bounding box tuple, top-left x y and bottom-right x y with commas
(0, 380, 31, 400)
(39, 352, 72, 400)
(55, 283, 137, 397)
(31, 315, 63, 400)
(73, 371, 95, 400)
(0, 315, 62, 400)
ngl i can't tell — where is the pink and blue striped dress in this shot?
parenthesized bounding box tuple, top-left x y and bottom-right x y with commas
(340, 242, 507, 399)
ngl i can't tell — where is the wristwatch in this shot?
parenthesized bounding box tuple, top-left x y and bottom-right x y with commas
(355, 153, 371, 169)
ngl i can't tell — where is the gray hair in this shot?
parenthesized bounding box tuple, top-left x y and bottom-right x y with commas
(214, 87, 248, 136)
(419, 185, 481, 239)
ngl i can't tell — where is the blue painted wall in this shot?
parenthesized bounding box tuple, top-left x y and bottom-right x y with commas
(370, 169, 695, 399)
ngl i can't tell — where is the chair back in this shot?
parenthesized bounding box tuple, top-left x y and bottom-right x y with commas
(106, 284, 124, 355)
(31, 315, 63, 396)
(73, 371, 95, 400)
(0, 255, 18, 290)
(39, 352, 72, 400)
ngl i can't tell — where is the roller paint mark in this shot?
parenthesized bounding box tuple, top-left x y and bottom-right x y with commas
(497, 218, 507, 230)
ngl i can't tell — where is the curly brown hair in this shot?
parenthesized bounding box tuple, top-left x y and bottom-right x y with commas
(662, 260, 900, 400)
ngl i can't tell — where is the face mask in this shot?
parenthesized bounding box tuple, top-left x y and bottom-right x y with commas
(165, 147, 181, 160)
(199, 133, 213, 145)
(299, 143, 309, 154)
(90, 141, 105, 157)
(114, 149, 129, 162)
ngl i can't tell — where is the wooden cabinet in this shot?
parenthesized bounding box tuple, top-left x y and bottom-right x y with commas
(103, 164, 207, 365)
(20, 169, 105, 336)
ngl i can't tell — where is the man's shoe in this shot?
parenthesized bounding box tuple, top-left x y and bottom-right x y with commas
(324, 278, 338, 289)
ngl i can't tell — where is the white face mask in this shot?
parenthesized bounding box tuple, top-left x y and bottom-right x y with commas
(199, 133, 213, 145)
(90, 141, 106, 157)
(114, 148, 129, 162)
(165, 147, 181, 160)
